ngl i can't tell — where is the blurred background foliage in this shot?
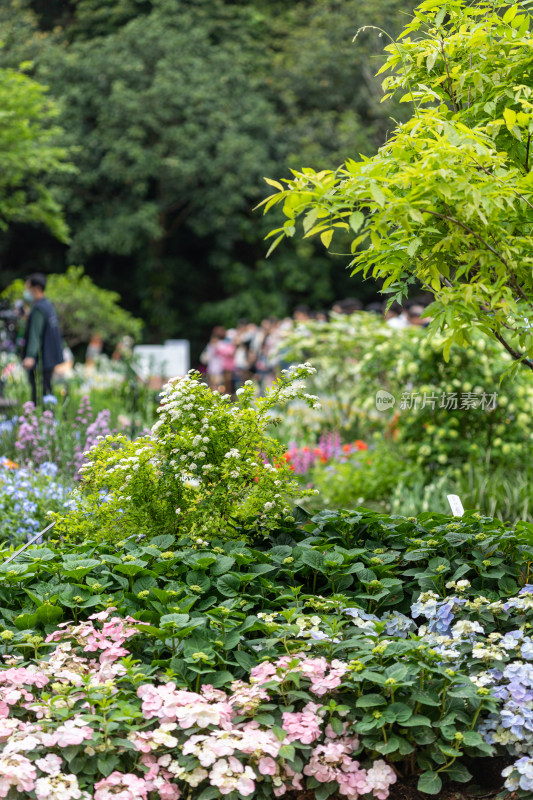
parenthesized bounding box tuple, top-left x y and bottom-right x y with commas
(0, 0, 415, 351)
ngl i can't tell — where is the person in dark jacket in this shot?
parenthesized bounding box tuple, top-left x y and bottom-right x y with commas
(22, 273, 64, 405)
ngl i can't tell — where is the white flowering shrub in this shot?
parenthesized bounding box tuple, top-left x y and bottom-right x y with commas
(55, 365, 319, 543)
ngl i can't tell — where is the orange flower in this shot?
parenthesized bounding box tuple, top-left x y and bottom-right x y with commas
(354, 440, 368, 451)
(4, 459, 18, 470)
(342, 444, 352, 453)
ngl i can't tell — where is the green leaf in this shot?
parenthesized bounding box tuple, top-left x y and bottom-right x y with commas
(279, 744, 295, 760)
(503, 107, 517, 132)
(36, 604, 63, 625)
(14, 612, 39, 630)
(196, 787, 220, 800)
(320, 229, 333, 248)
(375, 736, 401, 754)
(417, 771, 442, 795)
(150, 535, 175, 549)
(370, 182, 386, 207)
(61, 559, 100, 579)
(97, 754, 120, 777)
(234, 650, 256, 671)
(186, 571, 211, 592)
(301, 549, 324, 571)
(462, 730, 484, 747)
(349, 211, 364, 232)
(264, 177, 284, 191)
(216, 574, 240, 597)
(356, 694, 387, 708)
(303, 208, 319, 233)
(211, 556, 235, 576)
(502, 5, 518, 23)
(435, 5, 447, 26)
(402, 714, 432, 727)
(444, 764, 472, 783)
(160, 613, 190, 628)
(133, 576, 158, 594)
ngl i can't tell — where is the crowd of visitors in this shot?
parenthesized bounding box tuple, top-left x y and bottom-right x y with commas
(200, 296, 431, 394)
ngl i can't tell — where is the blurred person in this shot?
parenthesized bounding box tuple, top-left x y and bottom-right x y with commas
(21, 273, 64, 405)
(86, 333, 104, 368)
(332, 297, 363, 315)
(200, 325, 227, 392)
(219, 328, 236, 393)
(233, 320, 256, 386)
(365, 301, 383, 315)
(54, 342, 75, 383)
(407, 303, 431, 327)
(252, 318, 279, 391)
(293, 304, 311, 323)
(112, 335, 134, 361)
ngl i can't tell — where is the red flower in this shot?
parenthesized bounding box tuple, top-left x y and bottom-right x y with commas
(354, 440, 368, 450)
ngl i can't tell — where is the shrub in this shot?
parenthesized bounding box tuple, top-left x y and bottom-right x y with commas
(279, 312, 533, 474)
(54, 366, 319, 543)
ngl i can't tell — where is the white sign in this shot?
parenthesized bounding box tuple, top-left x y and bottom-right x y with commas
(447, 494, 464, 517)
(133, 340, 190, 380)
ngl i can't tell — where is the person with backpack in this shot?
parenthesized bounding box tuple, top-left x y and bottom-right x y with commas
(21, 273, 64, 405)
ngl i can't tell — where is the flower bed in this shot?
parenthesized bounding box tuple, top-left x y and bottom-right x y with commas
(1, 369, 533, 798)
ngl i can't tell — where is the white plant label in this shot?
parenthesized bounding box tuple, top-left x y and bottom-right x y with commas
(447, 494, 464, 517)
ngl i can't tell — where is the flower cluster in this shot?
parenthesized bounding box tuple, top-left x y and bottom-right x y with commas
(409, 584, 533, 795)
(13, 397, 113, 479)
(0, 613, 397, 800)
(283, 433, 368, 476)
(0, 457, 74, 543)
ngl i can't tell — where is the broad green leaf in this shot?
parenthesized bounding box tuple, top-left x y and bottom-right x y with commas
(418, 771, 442, 795)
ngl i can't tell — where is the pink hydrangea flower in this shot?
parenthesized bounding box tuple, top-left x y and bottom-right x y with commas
(34, 773, 82, 800)
(51, 718, 94, 747)
(239, 722, 281, 757)
(35, 753, 63, 776)
(94, 772, 148, 800)
(0, 753, 37, 797)
(209, 757, 256, 796)
(366, 760, 397, 800)
(137, 683, 233, 729)
(0, 666, 48, 689)
(282, 702, 323, 744)
(229, 680, 270, 713)
(258, 757, 277, 776)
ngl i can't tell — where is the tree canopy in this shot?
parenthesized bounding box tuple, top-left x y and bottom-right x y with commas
(0, 0, 416, 348)
(0, 59, 71, 243)
(263, 0, 533, 371)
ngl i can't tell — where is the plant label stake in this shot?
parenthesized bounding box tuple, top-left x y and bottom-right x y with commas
(447, 494, 464, 517)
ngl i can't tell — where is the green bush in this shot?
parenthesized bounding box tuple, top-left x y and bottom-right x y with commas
(54, 366, 319, 543)
(281, 312, 533, 473)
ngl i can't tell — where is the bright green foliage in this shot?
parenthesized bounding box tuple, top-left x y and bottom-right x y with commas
(55, 365, 319, 543)
(2, 266, 142, 347)
(264, 0, 533, 370)
(0, 61, 70, 241)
